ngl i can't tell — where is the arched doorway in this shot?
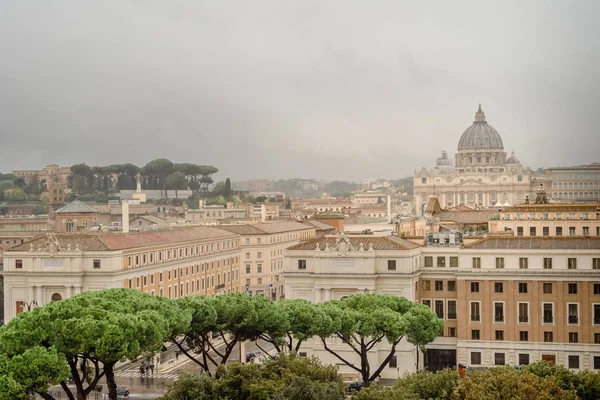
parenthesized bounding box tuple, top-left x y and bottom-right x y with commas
(51, 293, 62, 302)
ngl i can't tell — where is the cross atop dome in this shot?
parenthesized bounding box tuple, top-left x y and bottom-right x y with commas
(474, 103, 486, 123)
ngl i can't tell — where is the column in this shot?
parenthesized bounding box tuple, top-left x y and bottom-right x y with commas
(34, 286, 42, 307)
(74, 286, 82, 295)
(28, 286, 35, 305)
(324, 289, 332, 301)
(314, 288, 322, 303)
(66, 286, 73, 299)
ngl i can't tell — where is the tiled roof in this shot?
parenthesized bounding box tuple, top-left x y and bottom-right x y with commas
(8, 227, 238, 252)
(463, 236, 600, 250)
(288, 236, 420, 251)
(54, 200, 99, 214)
(503, 204, 599, 213)
(435, 210, 497, 224)
(220, 221, 313, 235)
(303, 220, 337, 231)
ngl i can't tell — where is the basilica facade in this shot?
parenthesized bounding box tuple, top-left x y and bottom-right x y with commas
(414, 105, 544, 215)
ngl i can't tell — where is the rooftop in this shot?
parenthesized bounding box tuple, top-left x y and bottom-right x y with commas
(8, 226, 238, 252)
(288, 235, 421, 251)
(54, 200, 99, 214)
(463, 236, 600, 250)
(220, 221, 313, 236)
(303, 220, 337, 231)
(503, 203, 600, 213)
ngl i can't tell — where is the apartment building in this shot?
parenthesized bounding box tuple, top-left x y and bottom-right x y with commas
(283, 233, 600, 378)
(220, 221, 316, 300)
(490, 204, 600, 237)
(1, 227, 241, 323)
(547, 163, 600, 203)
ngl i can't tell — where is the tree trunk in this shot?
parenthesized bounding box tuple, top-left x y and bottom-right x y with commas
(103, 363, 118, 400)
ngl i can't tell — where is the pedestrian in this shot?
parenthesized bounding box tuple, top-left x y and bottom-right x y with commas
(150, 364, 154, 374)
(175, 351, 179, 361)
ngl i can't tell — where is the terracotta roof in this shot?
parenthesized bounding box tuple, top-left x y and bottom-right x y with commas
(303, 220, 337, 231)
(463, 236, 600, 250)
(435, 210, 497, 224)
(288, 236, 420, 251)
(54, 200, 99, 214)
(8, 227, 238, 252)
(446, 205, 475, 212)
(503, 204, 600, 213)
(220, 221, 313, 236)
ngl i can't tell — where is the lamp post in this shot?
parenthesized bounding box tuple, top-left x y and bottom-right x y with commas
(20, 300, 38, 312)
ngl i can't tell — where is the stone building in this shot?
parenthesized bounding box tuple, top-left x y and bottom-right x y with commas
(547, 162, 600, 203)
(414, 105, 544, 215)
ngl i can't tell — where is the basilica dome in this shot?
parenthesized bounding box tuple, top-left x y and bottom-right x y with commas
(457, 105, 504, 150)
(506, 151, 520, 165)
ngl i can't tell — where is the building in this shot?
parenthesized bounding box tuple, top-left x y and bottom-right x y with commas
(220, 222, 316, 300)
(12, 164, 71, 186)
(283, 232, 600, 376)
(302, 220, 337, 238)
(547, 163, 600, 203)
(185, 201, 248, 222)
(490, 204, 600, 237)
(1, 227, 241, 323)
(352, 193, 389, 207)
(53, 201, 101, 232)
(414, 105, 545, 215)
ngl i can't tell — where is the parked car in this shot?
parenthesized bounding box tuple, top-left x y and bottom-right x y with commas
(116, 387, 129, 397)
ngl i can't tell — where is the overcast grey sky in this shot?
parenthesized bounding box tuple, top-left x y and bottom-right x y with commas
(1, 1, 599, 181)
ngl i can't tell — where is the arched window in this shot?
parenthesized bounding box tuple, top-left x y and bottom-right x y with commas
(51, 293, 62, 302)
(65, 220, 74, 232)
(82, 220, 88, 229)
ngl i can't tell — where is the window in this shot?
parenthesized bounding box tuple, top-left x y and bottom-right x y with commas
(569, 332, 579, 343)
(594, 259, 600, 270)
(595, 333, 600, 344)
(450, 257, 458, 268)
(517, 354, 530, 366)
(257, 278, 262, 285)
(530, 227, 536, 236)
(495, 353, 505, 366)
(543, 227, 550, 236)
(143, 276, 147, 286)
(435, 281, 444, 291)
(136, 277, 140, 288)
(494, 303, 504, 322)
(568, 355, 580, 369)
(595, 284, 600, 295)
(594, 304, 600, 325)
(584, 227, 590, 236)
(388, 355, 397, 368)
(594, 356, 600, 370)
(447, 281, 456, 291)
(556, 227, 563, 236)
(518, 303, 529, 323)
(568, 283, 577, 294)
(471, 282, 480, 293)
(517, 227, 523, 236)
(246, 265, 251, 273)
(257, 264, 262, 273)
(519, 258, 528, 269)
(543, 283, 553, 294)
(569, 227, 576, 236)
(496, 257, 504, 269)
(448, 327, 456, 337)
(245, 252, 250, 259)
(421, 299, 431, 308)
(424, 256, 433, 267)
(422, 280, 431, 291)
(544, 332, 553, 342)
(544, 258, 553, 269)
(15, 259, 23, 269)
(128, 279, 132, 289)
(519, 331, 529, 341)
(471, 352, 481, 365)
(437, 257, 446, 267)
(448, 300, 457, 319)
(435, 300, 444, 319)
(470, 302, 480, 321)
(159, 272, 163, 282)
(298, 260, 307, 270)
(568, 258, 577, 270)
(568, 304, 579, 324)
(472, 258, 481, 268)
(387, 260, 396, 270)
(495, 330, 504, 340)
(519, 282, 528, 293)
(495, 282, 504, 293)
(93, 259, 101, 269)
(543, 303, 554, 323)
(128, 256, 132, 267)
(471, 330, 480, 340)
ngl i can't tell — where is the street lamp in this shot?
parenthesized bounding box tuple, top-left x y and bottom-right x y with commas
(20, 300, 38, 312)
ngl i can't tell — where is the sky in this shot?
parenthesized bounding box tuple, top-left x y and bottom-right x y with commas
(1, 1, 599, 182)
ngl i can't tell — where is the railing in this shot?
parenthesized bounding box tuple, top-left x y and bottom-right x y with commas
(543, 316, 554, 323)
(216, 283, 225, 289)
(494, 315, 504, 322)
(436, 312, 444, 319)
(594, 317, 600, 325)
(471, 315, 480, 322)
(518, 316, 529, 323)
(568, 316, 578, 324)
(447, 313, 457, 319)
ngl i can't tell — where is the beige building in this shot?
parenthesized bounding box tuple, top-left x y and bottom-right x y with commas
(414, 106, 545, 215)
(547, 163, 600, 203)
(12, 164, 71, 185)
(283, 233, 600, 376)
(490, 204, 600, 237)
(1, 227, 241, 323)
(220, 222, 316, 300)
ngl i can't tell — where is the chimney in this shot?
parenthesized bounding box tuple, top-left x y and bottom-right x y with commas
(122, 200, 130, 233)
(387, 195, 392, 224)
(261, 204, 266, 223)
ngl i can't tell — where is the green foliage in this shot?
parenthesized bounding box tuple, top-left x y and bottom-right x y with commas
(224, 178, 232, 198)
(523, 361, 600, 400)
(3, 188, 27, 201)
(160, 353, 345, 400)
(255, 195, 267, 203)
